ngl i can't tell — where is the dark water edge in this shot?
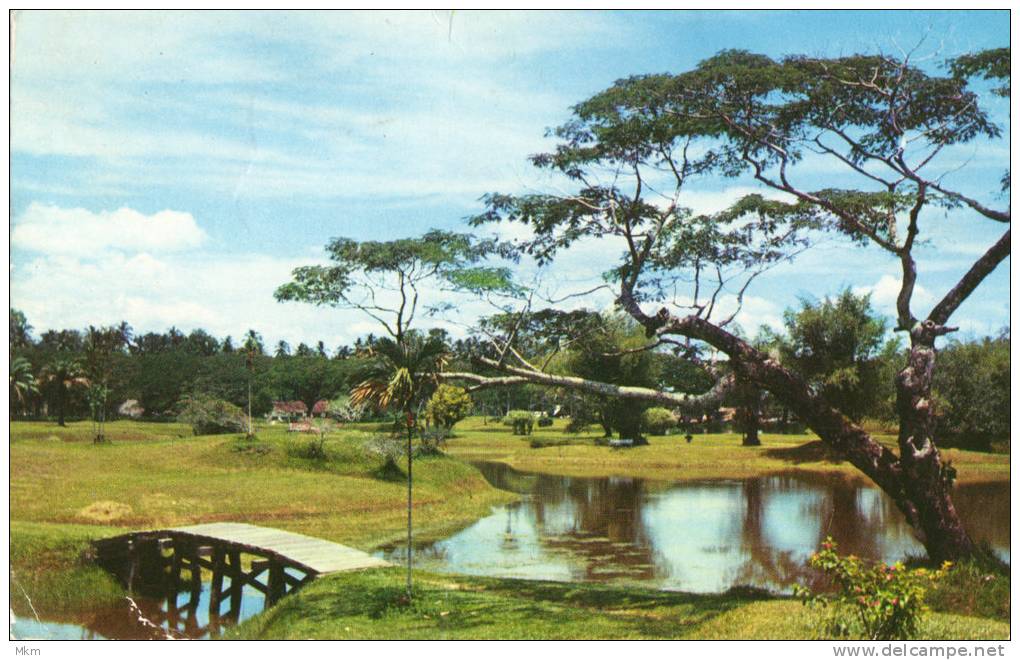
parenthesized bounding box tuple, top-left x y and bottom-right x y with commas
(378, 462, 1009, 594)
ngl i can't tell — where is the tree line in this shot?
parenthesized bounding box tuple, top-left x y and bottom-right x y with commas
(8, 310, 374, 424)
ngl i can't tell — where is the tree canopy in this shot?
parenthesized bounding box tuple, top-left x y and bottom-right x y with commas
(458, 46, 1009, 562)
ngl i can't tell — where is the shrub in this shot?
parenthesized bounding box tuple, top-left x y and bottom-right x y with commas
(530, 437, 570, 449)
(642, 407, 676, 435)
(794, 537, 949, 640)
(366, 434, 405, 478)
(565, 416, 591, 433)
(425, 385, 473, 430)
(923, 553, 1009, 621)
(417, 427, 449, 455)
(177, 395, 246, 435)
(502, 410, 534, 435)
(536, 415, 553, 428)
(328, 395, 367, 423)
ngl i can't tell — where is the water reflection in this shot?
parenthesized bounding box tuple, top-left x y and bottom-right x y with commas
(381, 463, 1009, 593)
(11, 579, 267, 641)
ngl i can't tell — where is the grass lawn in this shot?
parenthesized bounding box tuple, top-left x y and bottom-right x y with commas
(228, 567, 1009, 640)
(438, 417, 1010, 485)
(10, 420, 516, 549)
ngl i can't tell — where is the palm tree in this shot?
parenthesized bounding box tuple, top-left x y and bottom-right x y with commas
(350, 331, 448, 597)
(242, 330, 263, 438)
(10, 356, 39, 418)
(41, 358, 87, 427)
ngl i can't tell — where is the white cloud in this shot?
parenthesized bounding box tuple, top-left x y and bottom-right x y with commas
(10, 249, 353, 348)
(11, 203, 208, 256)
(680, 186, 795, 215)
(852, 274, 935, 319)
(9, 10, 593, 202)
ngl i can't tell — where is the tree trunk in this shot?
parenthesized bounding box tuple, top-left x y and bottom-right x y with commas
(247, 378, 253, 437)
(737, 382, 762, 447)
(692, 316, 977, 562)
(892, 322, 975, 562)
(57, 387, 66, 427)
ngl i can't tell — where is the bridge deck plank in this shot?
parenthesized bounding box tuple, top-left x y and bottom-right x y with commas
(136, 522, 392, 575)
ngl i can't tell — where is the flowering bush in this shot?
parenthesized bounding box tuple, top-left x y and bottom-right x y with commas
(794, 537, 950, 640)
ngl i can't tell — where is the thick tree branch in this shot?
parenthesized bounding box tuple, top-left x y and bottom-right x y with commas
(927, 229, 1011, 326)
(459, 356, 735, 413)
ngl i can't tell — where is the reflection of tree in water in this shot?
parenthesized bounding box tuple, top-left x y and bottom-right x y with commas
(526, 474, 658, 581)
(732, 477, 817, 590)
(733, 475, 894, 591)
(475, 461, 1009, 591)
(952, 483, 1010, 553)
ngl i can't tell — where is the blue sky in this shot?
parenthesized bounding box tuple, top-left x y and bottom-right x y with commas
(9, 10, 1010, 349)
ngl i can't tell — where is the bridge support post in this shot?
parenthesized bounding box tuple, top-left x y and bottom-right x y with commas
(268, 561, 285, 606)
(210, 548, 225, 620)
(227, 550, 243, 620)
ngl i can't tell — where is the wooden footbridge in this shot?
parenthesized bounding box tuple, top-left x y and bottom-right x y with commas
(93, 522, 390, 622)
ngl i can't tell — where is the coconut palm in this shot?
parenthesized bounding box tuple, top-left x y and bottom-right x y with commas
(41, 357, 87, 427)
(9, 356, 39, 418)
(349, 331, 448, 597)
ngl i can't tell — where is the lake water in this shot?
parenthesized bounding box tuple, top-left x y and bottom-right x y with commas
(379, 462, 1010, 593)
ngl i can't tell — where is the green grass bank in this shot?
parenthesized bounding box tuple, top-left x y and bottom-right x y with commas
(438, 417, 1009, 485)
(228, 567, 1008, 640)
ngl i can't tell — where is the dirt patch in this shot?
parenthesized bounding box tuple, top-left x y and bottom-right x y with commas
(78, 500, 133, 523)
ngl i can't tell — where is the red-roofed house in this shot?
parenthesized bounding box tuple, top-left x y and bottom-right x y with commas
(269, 400, 308, 422)
(311, 400, 330, 418)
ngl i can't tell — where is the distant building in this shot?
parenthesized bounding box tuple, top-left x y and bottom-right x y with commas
(311, 400, 330, 417)
(269, 401, 308, 422)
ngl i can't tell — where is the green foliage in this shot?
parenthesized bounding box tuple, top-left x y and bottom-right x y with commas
(950, 48, 1010, 98)
(536, 415, 553, 428)
(9, 355, 39, 415)
(350, 331, 449, 418)
(932, 332, 1009, 450)
(557, 313, 660, 440)
(924, 556, 1010, 621)
(564, 413, 593, 434)
(425, 384, 473, 430)
(502, 410, 535, 435)
(268, 355, 354, 413)
(176, 394, 246, 435)
(766, 289, 899, 422)
(10, 308, 33, 350)
(275, 230, 517, 311)
(642, 407, 676, 435)
(795, 538, 949, 641)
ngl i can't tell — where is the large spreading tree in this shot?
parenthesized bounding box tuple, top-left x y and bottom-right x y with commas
(457, 47, 1008, 562)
